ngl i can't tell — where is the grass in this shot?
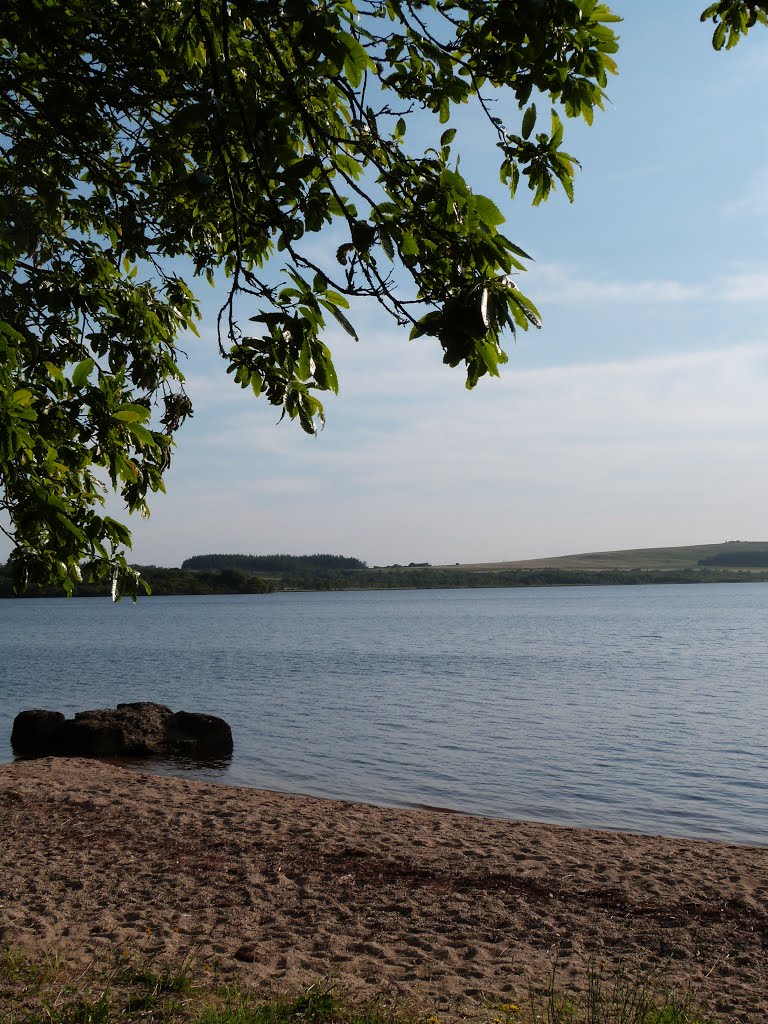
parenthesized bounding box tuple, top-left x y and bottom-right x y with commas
(0, 948, 722, 1024)
(454, 540, 768, 572)
(514, 964, 721, 1023)
(111, 959, 196, 996)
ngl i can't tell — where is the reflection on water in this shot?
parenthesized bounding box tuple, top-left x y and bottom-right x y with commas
(104, 752, 234, 778)
(12, 750, 234, 781)
(2, 584, 768, 844)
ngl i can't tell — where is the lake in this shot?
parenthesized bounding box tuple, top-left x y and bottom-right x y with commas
(1, 583, 766, 845)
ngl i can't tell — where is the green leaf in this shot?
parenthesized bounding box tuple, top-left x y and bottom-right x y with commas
(511, 289, 542, 329)
(0, 321, 26, 344)
(400, 232, 418, 257)
(298, 339, 311, 379)
(474, 195, 505, 227)
(378, 226, 395, 260)
(11, 389, 34, 407)
(323, 289, 350, 310)
(122, 421, 156, 446)
(550, 111, 564, 148)
(71, 358, 95, 388)
(284, 155, 319, 180)
(339, 31, 369, 88)
(320, 300, 359, 340)
(55, 513, 87, 542)
(44, 361, 66, 383)
(112, 404, 152, 423)
(522, 104, 536, 140)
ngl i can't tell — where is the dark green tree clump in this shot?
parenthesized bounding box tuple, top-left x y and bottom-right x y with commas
(0, 560, 274, 597)
(1, 0, 764, 596)
(182, 553, 366, 573)
(699, 550, 768, 567)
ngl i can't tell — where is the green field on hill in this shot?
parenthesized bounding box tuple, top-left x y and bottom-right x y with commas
(453, 540, 768, 572)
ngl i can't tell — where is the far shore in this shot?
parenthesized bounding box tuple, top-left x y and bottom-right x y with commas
(1, 758, 766, 1022)
(4, 563, 768, 598)
(5, 541, 768, 598)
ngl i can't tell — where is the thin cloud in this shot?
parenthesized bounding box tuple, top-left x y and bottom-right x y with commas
(528, 264, 702, 304)
(718, 272, 768, 302)
(528, 263, 768, 306)
(724, 168, 768, 217)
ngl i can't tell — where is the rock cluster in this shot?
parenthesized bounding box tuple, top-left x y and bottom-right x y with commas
(11, 702, 233, 759)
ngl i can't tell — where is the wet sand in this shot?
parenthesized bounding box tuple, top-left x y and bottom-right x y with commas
(1, 759, 766, 1021)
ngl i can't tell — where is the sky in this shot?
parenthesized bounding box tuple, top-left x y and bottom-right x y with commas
(6, 1, 768, 569)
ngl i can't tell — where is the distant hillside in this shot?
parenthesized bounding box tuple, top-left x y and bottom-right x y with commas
(699, 550, 768, 567)
(181, 553, 367, 574)
(445, 541, 768, 573)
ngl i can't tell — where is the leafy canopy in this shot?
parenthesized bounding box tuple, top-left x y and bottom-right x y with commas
(0, 0, 759, 596)
(700, 0, 768, 48)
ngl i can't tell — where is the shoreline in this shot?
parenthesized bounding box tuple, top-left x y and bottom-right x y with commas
(4, 751, 764, 850)
(1, 759, 767, 1022)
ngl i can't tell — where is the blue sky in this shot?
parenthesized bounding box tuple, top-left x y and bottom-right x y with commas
(8, 2, 768, 568)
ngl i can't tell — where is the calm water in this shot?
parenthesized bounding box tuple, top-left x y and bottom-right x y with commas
(1, 584, 766, 845)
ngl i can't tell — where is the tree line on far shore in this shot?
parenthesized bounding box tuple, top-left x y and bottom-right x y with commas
(182, 553, 367, 573)
(4, 554, 768, 598)
(0, 562, 274, 598)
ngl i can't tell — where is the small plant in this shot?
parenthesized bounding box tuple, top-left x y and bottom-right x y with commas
(122, 991, 160, 1013)
(37, 994, 111, 1024)
(517, 964, 722, 1024)
(195, 984, 340, 1024)
(159, 997, 186, 1023)
(289, 989, 339, 1023)
(112, 954, 196, 996)
(0, 947, 62, 988)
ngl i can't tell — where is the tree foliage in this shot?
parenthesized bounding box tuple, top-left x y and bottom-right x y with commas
(0, 0, 761, 596)
(182, 553, 366, 572)
(700, 0, 768, 48)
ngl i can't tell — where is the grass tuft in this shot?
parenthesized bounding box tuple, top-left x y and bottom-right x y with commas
(195, 984, 341, 1024)
(0, 947, 64, 989)
(487, 963, 721, 1024)
(0, 947, 721, 1024)
(32, 995, 111, 1024)
(111, 953, 196, 995)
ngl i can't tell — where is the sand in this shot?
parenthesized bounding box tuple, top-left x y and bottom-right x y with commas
(0, 758, 766, 1021)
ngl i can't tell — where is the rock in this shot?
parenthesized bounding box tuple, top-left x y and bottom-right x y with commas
(61, 702, 174, 757)
(10, 703, 233, 759)
(10, 709, 67, 755)
(166, 710, 234, 756)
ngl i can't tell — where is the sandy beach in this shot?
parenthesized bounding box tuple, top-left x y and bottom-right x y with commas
(1, 758, 766, 1021)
